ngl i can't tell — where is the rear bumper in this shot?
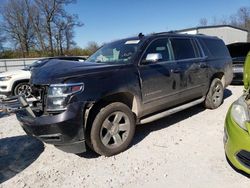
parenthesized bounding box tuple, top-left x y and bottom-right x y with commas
(16, 101, 87, 153)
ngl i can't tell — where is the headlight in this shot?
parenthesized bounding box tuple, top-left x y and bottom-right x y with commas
(231, 96, 250, 131)
(0, 76, 12, 81)
(47, 83, 84, 111)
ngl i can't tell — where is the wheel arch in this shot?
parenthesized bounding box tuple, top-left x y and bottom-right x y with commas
(211, 72, 225, 87)
(85, 92, 140, 129)
(91, 92, 139, 115)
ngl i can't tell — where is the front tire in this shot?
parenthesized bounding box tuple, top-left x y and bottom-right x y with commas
(90, 102, 135, 156)
(204, 78, 224, 109)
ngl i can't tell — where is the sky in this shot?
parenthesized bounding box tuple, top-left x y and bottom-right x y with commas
(66, 0, 250, 48)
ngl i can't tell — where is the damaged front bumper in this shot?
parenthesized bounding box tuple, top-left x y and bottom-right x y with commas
(0, 95, 87, 154)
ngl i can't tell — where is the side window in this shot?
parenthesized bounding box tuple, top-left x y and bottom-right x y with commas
(142, 38, 171, 63)
(171, 38, 196, 60)
(201, 38, 230, 58)
(197, 38, 211, 57)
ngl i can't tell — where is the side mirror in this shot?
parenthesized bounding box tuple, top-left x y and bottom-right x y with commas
(143, 53, 163, 64)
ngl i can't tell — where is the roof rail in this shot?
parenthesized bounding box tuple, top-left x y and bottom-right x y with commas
(153, 31, 176, 35)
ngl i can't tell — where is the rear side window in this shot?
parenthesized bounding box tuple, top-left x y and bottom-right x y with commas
(200, 38, 230, 58)
(171, 38, 196, 60)
(192, 39, 203, 57)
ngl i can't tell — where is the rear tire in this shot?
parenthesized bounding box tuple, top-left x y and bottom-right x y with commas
(90, 102, 135, 156)
(204, 78, 224, 109)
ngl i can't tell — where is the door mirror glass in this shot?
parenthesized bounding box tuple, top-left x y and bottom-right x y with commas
(144, 53, 163, 63)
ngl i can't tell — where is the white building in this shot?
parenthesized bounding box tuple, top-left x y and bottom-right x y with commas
(177, 25, 248, 45)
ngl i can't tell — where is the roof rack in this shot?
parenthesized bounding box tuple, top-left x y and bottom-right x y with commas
(152, 31, 177, 35)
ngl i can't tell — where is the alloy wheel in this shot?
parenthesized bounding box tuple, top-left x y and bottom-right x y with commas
(100, 111, 130, 148)
(16, 84, 32, 98)
(212, 83, 223, 106)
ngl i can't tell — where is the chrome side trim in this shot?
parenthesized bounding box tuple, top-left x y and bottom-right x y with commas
(50, 82, 84, 87)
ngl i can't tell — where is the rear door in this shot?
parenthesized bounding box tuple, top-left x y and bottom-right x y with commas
(170, 37, 209, 101)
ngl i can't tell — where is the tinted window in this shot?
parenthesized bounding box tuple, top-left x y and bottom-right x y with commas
(200, 38, 230, 58)
(192, 39, 203, 57)
(171, 38, 196, 60)
(198, 39, 211, 57)
(142, 38, 171, 62)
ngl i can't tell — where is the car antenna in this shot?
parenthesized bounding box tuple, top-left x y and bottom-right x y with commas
(138, 33, 144, 38)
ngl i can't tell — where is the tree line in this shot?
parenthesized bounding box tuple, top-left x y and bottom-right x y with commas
(2, 2, 249, 59)
(199, 6, 250, 41)
(0, 0, 99, 59)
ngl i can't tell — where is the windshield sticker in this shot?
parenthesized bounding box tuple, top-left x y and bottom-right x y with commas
(125, 40, 140, 44)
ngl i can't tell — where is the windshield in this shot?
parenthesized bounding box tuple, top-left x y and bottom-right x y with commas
(87, 39, 141, 64)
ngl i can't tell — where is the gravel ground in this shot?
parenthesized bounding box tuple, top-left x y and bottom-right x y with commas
(0, 85, 249, 188)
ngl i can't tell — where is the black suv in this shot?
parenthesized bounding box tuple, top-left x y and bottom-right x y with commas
(2, 33, 233, 156)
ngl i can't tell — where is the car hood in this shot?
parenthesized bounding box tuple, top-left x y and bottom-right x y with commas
(244, 52, 250, 90)
(0, 69, 30, 77)
(31, 59, 125, 84)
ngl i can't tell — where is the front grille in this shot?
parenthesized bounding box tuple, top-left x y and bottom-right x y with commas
(233, 73, 243, 77)
(236, 150, 250, 169)
(31, 85, 48, 112)
(232, 63, 243, 67)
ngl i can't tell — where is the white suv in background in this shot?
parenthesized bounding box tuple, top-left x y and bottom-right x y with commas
(0, 56, 86, 98)
(0, 68, 31, 97)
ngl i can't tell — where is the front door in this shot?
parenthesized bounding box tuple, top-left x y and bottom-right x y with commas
(138, 38, 182, 115)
